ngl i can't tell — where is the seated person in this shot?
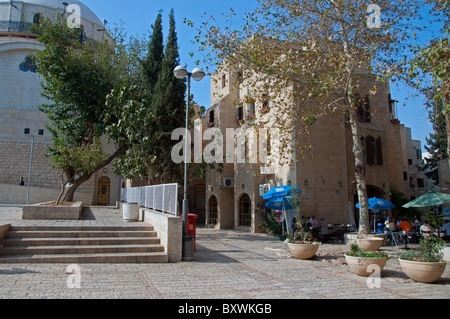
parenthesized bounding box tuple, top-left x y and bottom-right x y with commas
(441, 220, 450, 242)
(397, 218, 413, 232)
(420, 219, 434, 238)
(385, 217, 395, 232)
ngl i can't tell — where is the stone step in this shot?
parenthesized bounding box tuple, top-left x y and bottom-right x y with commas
(5, 230, 158, 239)
(0, 252, 168, 264)
(0, 224, 169, 263)
(1, 237, 161, 247)
(0, 244, 165, 256)
(9, 225, 154, 232)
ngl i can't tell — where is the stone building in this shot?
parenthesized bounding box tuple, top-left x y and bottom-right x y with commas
(204, 66, 427, 233)
(0, 0, 120, 205)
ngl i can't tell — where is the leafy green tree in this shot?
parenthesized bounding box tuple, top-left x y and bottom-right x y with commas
(409, 0, 450, 168)
(32, 15, 130, 203)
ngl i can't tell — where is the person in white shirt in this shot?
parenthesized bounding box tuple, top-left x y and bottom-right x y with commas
(420, 220, 435, 238)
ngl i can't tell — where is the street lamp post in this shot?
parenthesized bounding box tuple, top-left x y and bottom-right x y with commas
(173, 65, 205, 259)
(24, 129, 44, 205)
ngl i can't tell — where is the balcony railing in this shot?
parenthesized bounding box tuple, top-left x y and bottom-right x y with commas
(0, 20, 35, 34)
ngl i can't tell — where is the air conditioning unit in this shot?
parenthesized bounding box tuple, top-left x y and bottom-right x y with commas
(222, 177, 234, 188)
(259, 183, 274, 196)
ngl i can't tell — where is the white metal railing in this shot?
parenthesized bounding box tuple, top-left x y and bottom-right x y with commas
(121, 183, 178, 216)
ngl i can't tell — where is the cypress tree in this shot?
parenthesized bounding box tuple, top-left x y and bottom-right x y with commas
(146, 9, 187, 184)
(142, 11, 164, 92)
(425, 91, 448, 185)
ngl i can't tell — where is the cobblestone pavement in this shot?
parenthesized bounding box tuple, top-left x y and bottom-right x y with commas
(0, 206, 449, 300)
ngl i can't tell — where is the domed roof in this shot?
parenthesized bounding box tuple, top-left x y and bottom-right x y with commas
(0, 0, 103, 26)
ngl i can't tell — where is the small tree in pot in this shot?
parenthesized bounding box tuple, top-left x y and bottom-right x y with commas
(399, 237, 447, 283)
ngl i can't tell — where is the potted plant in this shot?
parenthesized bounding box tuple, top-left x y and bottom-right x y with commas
(355, 235, 385, 252)
(287, 230, 321, 260)
(345, 243, 389, 277)
(399, 237, 447, 283)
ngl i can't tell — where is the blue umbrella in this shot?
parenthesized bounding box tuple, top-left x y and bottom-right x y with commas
(263, 185, 301, 201)
(265, 196, 294, 210)
(356, 197, 394, 233)
(356, 197, 395, 210)
(264, 186, 301, 235)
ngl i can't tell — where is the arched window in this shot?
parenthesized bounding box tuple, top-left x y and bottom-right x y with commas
(208, 195, 218, 225)
(33, 13, 43, 26)
(239, 194, 252, 227)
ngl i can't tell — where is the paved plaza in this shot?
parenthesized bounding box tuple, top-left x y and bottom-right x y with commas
(0, 205, 449, 300)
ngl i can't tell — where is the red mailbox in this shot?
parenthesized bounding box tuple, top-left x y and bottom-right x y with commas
(188, 214, 198, 251)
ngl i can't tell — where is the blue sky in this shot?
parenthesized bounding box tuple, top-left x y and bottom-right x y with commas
(82, 0, 434, 153)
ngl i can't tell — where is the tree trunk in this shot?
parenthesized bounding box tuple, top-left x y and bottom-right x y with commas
(445, 94, 450, 172)
(58, 173, 93, 203)
(56, 146, 127, 204)
(348, 93, 370, 235)
(331, 1, 370, 235)
(350, 113, 370, 235)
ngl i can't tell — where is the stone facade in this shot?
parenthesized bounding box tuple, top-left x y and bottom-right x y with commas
(0, 0, 120, 206)
(205, 66, 428, 233)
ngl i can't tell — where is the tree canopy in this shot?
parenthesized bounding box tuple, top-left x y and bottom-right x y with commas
(189, 0, 425, 234)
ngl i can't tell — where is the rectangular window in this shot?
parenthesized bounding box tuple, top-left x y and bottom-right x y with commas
(209, 110, 214, 124)
(356, 94, 371, 123)
(222, 74, 226, 88)
(237, 106, 243, 120)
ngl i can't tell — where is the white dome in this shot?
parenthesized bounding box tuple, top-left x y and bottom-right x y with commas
(0, 0, 103, 27)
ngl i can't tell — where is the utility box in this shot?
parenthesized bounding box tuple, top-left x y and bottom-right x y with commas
(188, 214, 198, 251)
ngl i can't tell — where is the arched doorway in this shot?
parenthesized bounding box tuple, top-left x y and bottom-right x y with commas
(208, 195, 218, 225)
(97, 176, 110, 205)
(239, 193, 252, 227)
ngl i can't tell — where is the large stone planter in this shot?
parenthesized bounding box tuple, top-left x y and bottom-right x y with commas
(356, 237, 384, 252)
(399, 259, 447, 283)
(287, 243, 320, 260)
(345, 254, 388, 277)
(22, 201, 83, 220)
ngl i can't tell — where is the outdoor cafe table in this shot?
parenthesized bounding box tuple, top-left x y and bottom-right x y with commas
(392, 231, 416, 249)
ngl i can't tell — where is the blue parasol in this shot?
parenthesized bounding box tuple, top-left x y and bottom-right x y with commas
(263, 185, 301, 201)
(356, 197, 394, 233)
(264, 186, 301, 235)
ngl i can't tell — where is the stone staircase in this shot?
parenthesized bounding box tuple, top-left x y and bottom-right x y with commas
(0, 225, 168, 263)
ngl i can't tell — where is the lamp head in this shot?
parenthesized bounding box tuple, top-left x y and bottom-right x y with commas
(173, 65, 188, 80)
(191, 67, 206, 82)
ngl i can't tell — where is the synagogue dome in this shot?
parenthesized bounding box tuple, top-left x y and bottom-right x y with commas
(0, 0, 105, 39)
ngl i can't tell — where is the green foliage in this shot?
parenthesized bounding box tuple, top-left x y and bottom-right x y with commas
(390, 187, 421, 220)
(424, 90, 448, 184)
(288, 215, 316, 243)
(424, 209, 444, 229)
(257, 202, 282, 237)
(288, 230, 315, 244)
(400, 237, 445, 262)
(118, 9, 187, 184)
(347, 243, 388, 258)
(48, 137, 107, 176)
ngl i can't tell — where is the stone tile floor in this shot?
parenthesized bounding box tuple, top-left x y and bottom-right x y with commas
(0, 205, 449, 300)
